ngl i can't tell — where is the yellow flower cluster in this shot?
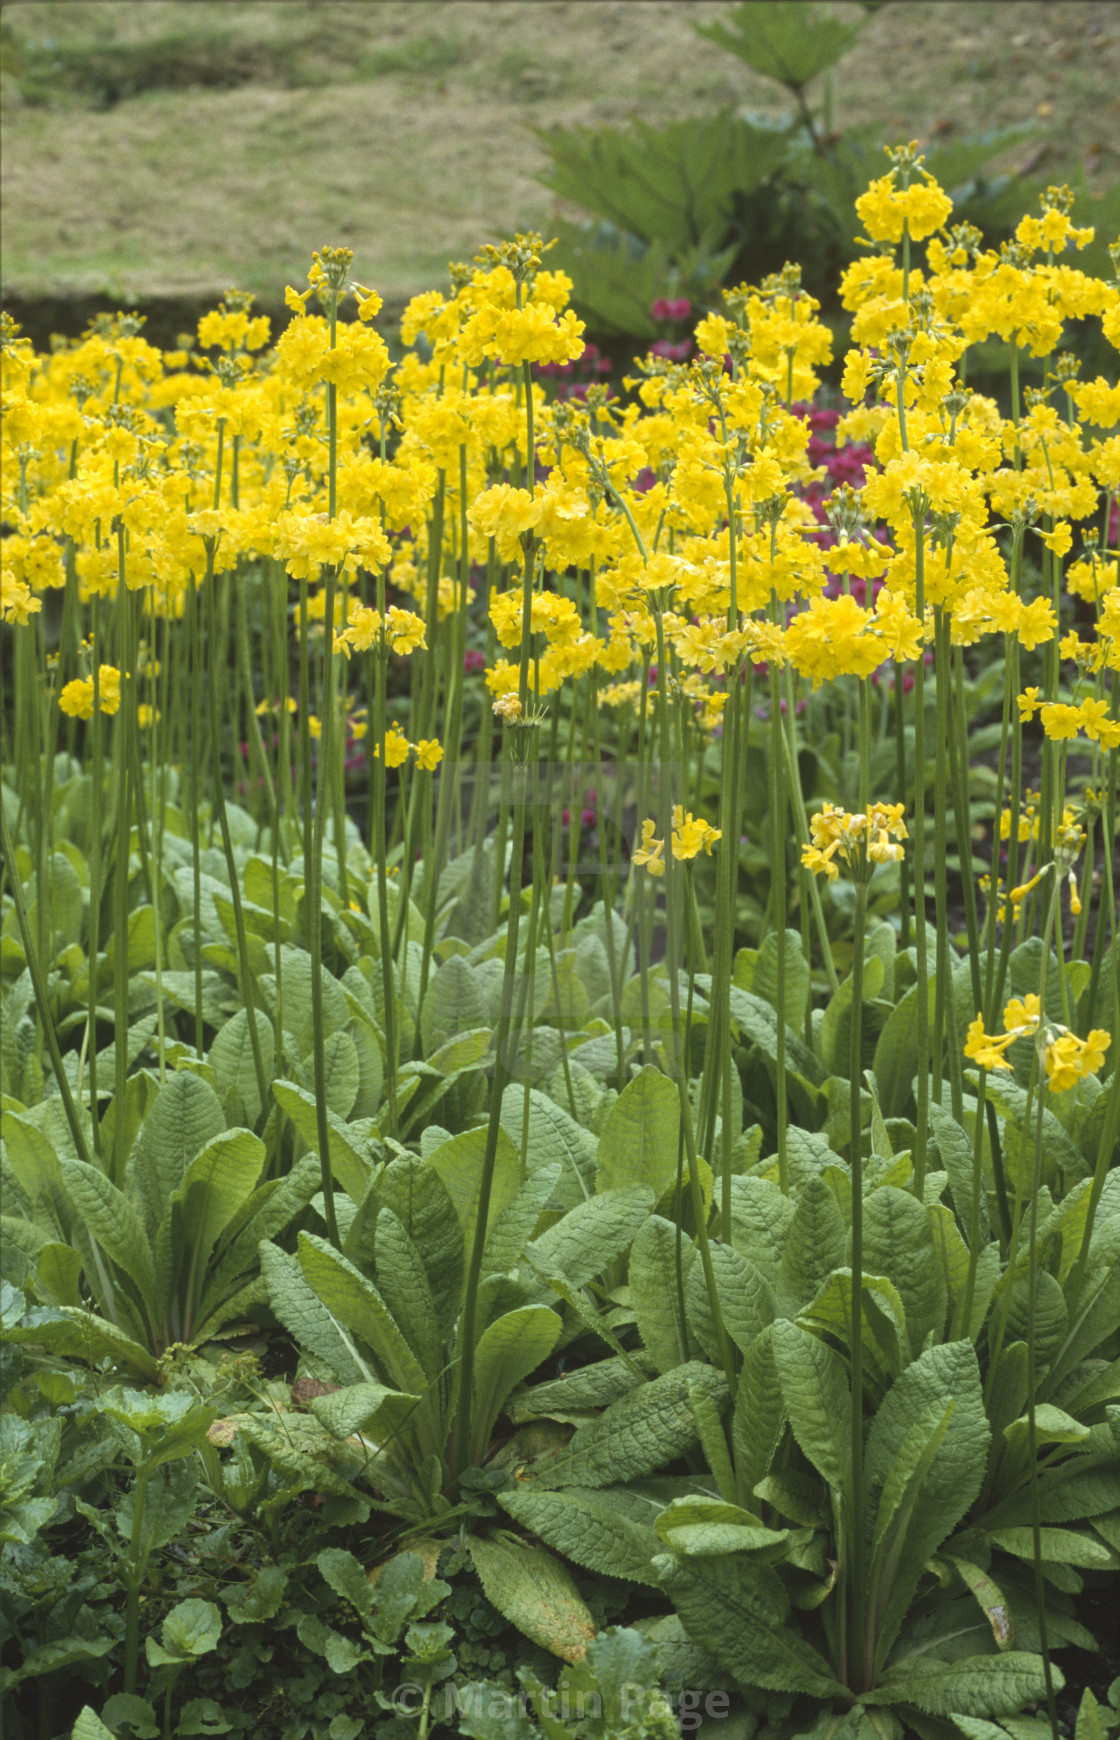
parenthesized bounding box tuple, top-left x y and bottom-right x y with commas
(801, 802, 908, 881)
(632, 807, 722, 876)
(964, 993, 1110, 1094)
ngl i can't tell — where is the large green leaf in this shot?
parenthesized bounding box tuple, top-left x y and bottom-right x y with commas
(260, 945, 347, 1061)
(695, 1, 864, 92)
(865, 1340, 990, 1662)
(374, 1155, 464, 1341)
(126, 1070, 225, 1245)
(596, 1066, 680, 1198)
(629, 1213, 694, 1373)
(470, 1305, 561, 1465)
(500, 1085, 595, 1207)
(174, 1130, 265, 1303)
(429, 1125, 520, 1253)
(259, 1242, 366, 1384)
(776, 1175, 845, 1312)
(297, 1233, 428, 1403)
(58, 1159, 156, 1309)
(732, 1326, 786, 1495)
(469, 1533, 595, 1664)
(929, 1102, 988, 1243)
(822, 955, 885, 1076)
(873, 979, 933, 1120)
(272, 1077, 372, 1204)
(863, 1185, 948, 1352)
(7, 1305, 160, 1381)
(655, 1551, 843, 1697)
(686, 1242, 774, 1360)
(771, 1319, 851, 1493)
(751, 929, 812, 1037)
(533, 1361, 727, 1490)
(421, 954, 487, 1056)
(527, 1185, 653, 1290)
(374, 1207, 442, 1384)
(498, 1485, 659, 1586)
(535, 109, 790, 257)
(208, 1007, 274, 1126)
(726, 985, 826, 1088)
(728, 1175, 795, 1285)
(867, 1651, 1059, 1717)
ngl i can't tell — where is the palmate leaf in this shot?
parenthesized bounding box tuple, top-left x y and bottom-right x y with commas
(655, 1551, 843, 1698)
(499, 1486, 660, 1586)
(694, 1, 864, 91)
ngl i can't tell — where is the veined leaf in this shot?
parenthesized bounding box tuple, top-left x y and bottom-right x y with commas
(728, 1175, 794, 1285)
(987, 1526, 1114, 1568)
(595, 1066, 680, 1198)
(686, 1242, 773, 1359)
(630, 1214, 694, 1373)
(498, 1485, 659, 1585)
(527, 1185, 653, 1290)
(863, 1185, 948, 1352)
(209, 1008, 274, 1126)
(655, 1494, 790, 1558)
(259, 1242, 366, 1384)
(59, 1159, 156, 1309)
(421, 954, 487, 1056)
(771, 1319, 850, 1493)
(777, 1176, 845, 1312)
(867, 1650, 1060, 1717)
(470, 1305, 562, 1465)
(272, 1078, 372, 1205)
(484, 1163, 560, 1280)
(297, 1233, 428, 1403)
(429, 1125, 520, 1252)
(732, 1325, 785, 1495)
(375, 1155, 464, 1342)
(947, 1556, 1015, 1651)
(655, 1551, 843, 1697)
(174, 1130, 265, 1311)
(929, 1103, 988, 1243)
(469, 1533, 594, 1664)
(6, 1306, 161, 1381)
(508, 1356, 648, 1424)
(127, 1070, 225, 1246)
(533, 1362, 727, 1490)
(374, 1208, 442, 1384)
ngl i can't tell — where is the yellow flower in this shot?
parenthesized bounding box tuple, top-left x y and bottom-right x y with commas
(963, 1014, 1015, 1072)
(415, 739, 443, 771)
(632, 818, 666, 877)
(670, 806, 721, 861)
(374, 725, 410, 768)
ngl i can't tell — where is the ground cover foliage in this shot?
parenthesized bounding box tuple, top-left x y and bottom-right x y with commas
(1, 111, 1120, 1740)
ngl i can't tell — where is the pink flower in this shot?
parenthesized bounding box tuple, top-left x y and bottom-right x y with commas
(651, 297, 692, 322)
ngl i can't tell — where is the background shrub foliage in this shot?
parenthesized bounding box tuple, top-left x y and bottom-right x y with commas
(1, 9, 1119, 1736)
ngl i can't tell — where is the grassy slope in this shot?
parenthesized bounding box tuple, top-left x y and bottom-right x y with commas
(2, 0, 1118, 306)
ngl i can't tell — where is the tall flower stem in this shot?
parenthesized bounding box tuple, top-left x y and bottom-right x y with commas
(910, 507, 931, 1195)
(768, 648, 789, 1194)
(848, 872, 870, 1692)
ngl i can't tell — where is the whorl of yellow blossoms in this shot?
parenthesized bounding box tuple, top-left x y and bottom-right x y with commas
(964, 993, 1110, 1095)
(0, 172, 1117, 772)
(632, 807, 722, 876)
(802, 802, 909, 881)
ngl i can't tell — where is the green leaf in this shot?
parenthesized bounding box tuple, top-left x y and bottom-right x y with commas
(528, 1185, 653, 1291)
(498, 1485, 659, 1586)
(629, 1214, 694, 1373)
(259, 1242, 367, 1384)
(468, 1533, 595, 1664)
(873, 980, 933, 1120)
(70, 1712, 115, 1740)
(656, 1494, 790, 1558)
(732, 1326, 785, 1494)
(947, 1556, 1015, 1650)
(145, 1598, 222, 1666)
(221, 1565, 288, 1624)
(863, 1185, 948, 1352)
(929, 1103, 988, 1243)
(6, 1305, 160, 1380)
(753, 929, 811, 1036)
(421, 954, 487, 1056)
(865, 1340, 990, 1663)
(500, 1085, 595, 1207)
(728, 1176, 794, 1285)
(472, 1306, 561, 1464)
(373, 1155, 464, 1342)
(127, 1070, 225, 1246)
(694, 1, 864, 92)
(272, 1078, 372, 1204)
(1075, 1689, 1109, 1740)
(175, 1129, 265, 1300)
(208, 1008, 274, 1127)
(261, 946, 347, 1061)
(777, 1175, 845, 1312)
(726, 985, 826, 1088)
(771, 1319, 850, 1492)
(297, 1233, 428, 1400)
(822, 955, 885, 1075)
(429, 1125, 520, 1254)
(595, 1066, 680, 1197)
(374, 1207, 442, 1383)
(58, 1159, 156, 1307)
(686, 1242, 773, 1360)
(987, 1526, 1114, 1567)
(509, 1356, 648, 1425)
(533, 1361, 727, 1489)
(655, 1551, 843, 1697)
(317, 1546, 375, 1621)
(868, 1651, 1060, 1717)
